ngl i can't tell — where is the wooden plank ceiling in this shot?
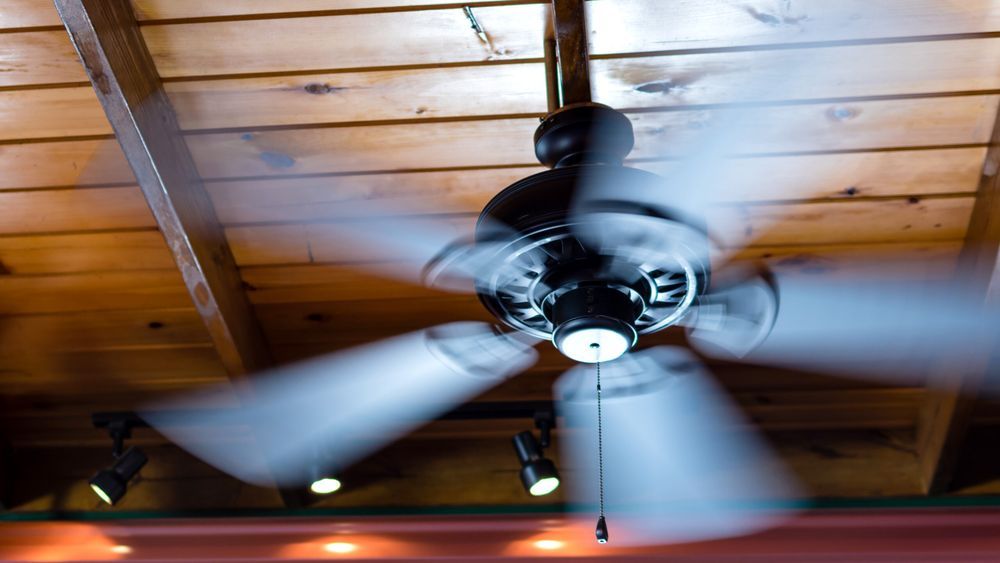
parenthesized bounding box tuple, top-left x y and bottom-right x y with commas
(1, 0, 1000, 512)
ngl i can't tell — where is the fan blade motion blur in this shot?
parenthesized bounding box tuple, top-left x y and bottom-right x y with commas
(688, 269, 997, 387)
(555, 347, 800, 546)
(274, 193, 516, 294)
(142, 322, 538, 486)
(567, 7, 966, 260)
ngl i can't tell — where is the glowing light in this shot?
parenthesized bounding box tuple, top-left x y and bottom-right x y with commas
(529, 476, 560, 497)
(90, 483, 113, 505)
(558, 328, 630, 363)
(533, 539, 564, 550)
(323, 542, 357, 554)
(110, 545, 133, 554)
(309, 477, 342, 495)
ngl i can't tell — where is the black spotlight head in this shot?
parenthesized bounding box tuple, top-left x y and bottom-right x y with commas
(89, 469, 126, 505)
(89, 446, 147, 505)
(512, 431, 560, 497)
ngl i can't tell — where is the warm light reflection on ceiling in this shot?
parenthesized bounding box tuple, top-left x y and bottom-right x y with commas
(534, 539, 565, 550)
(323, 541, 357, 554)
(501, 520, 606, 558)
(110, 545, 133, 555)
(278, 534, 415, 559)
(0, 523, 121, 562)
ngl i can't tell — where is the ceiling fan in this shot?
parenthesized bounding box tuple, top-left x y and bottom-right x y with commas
(144, 3, 996, 547)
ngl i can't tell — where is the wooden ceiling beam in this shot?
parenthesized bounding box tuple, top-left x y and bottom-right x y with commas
(51, 0, 308, 506)
(917, 104, 1000, 494)
(53, 0, 271, 380)
(550, 0, 590, 106)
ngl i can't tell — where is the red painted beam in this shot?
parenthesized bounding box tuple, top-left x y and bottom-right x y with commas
(2, 509, 1000, 561)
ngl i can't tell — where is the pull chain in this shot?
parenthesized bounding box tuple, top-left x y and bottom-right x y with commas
(593, 343, 609, 543)
(596, 359, 605, 519)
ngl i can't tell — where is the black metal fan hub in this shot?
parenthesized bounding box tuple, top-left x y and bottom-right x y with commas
(469, 106, 711, 351)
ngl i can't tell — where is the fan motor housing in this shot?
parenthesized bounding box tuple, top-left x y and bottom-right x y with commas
(472, 104, 711, 359)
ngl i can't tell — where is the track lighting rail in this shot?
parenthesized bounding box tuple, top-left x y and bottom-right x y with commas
(92, 401, 557, 431)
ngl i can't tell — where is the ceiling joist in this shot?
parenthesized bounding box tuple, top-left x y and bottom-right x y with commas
(917, 103, 1000, 494)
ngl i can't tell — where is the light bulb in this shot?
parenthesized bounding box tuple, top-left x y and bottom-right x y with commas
(529, 476, 560, 497)
(557, 327, 630, 363)
(309, 477, 342, 495)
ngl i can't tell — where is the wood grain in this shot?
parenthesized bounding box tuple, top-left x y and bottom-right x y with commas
(0, 1, 62, 30)
(185, 96, 999, 179)
(141, 5, 548, 79)
(0, 138, 132, 190)
(594, 38, 1000, 111)
(0, 187, 152, 234)
(130, 0, 524, 21)
(0, 308, 210, 355)
(0, 87, 109, 141)
(167, 63, 547, 131)
(0, 269, 192, 315)
(3, 36, 996, 144)
(140, 1, 1000, 79)
(205, 149, 985, 226)
(715, 196, 973, 248)
(0, 347, 229, 394)
(225, 196, 971, 267)
(0, 231, 174, 275)
(0, 30, 87, 87)
(586, 0, 1000, 55)
(160, 38, 1000, 132)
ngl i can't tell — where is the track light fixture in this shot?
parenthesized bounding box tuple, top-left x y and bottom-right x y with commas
(89, 416, 146, 505)
(512, 412, 559, 497)
(307, 446, 342, 495)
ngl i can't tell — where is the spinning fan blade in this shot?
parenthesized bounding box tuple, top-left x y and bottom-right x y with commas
(567, 7, 971, 258)
(555, 347, 799, 546)
(142, 322, 538, 486)
(683, 273, 779, 359)
(688, 271, 997, 387)
(274, 194, 514, 293)
(569, 76, 821, 259)
(191, 133, 520, 293)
